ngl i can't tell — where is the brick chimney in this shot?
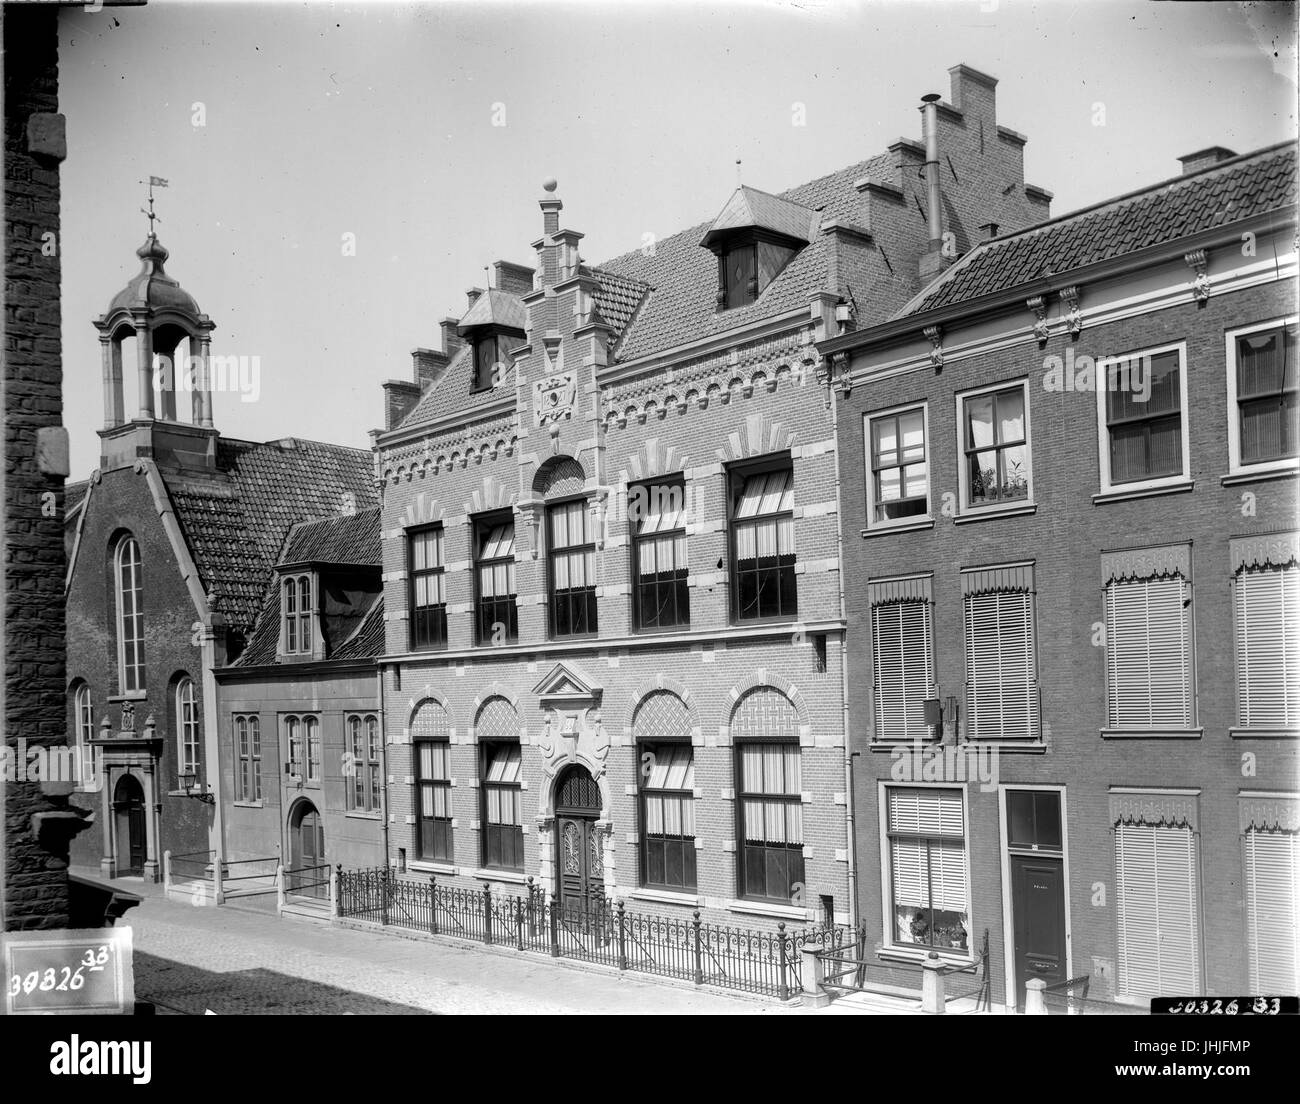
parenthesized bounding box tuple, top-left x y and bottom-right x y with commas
(1178, 147, 1238, 175)
(440, 316, 464, 358)
(494, 260, 536, 297)
(411, 347, 449, 391)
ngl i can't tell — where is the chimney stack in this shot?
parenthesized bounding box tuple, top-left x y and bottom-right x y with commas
(921, 93, 943, 247)
(494, 260, 536, 297)
(1178, 147, 1238, 176)
(979, 221, 1000, 242)
(440, 317, 464, 358)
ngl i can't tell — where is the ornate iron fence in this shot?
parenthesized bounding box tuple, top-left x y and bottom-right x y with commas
(335, 866, 844, 1000)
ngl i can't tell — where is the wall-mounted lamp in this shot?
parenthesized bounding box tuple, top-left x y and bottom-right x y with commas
(178, 772, 215, 805)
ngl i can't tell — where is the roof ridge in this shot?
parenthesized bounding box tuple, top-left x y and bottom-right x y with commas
(219, 433, 372, 456)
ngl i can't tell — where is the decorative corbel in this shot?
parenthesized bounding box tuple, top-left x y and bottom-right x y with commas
(923, 325, 944, 371)
(1060, 285, 1082, 337)
(1184, 249, 1210, 304)
(1026, 295, 1050, 345)
(833, 352, 851, 398)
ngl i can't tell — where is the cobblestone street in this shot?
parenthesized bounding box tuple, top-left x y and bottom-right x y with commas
(115, 883, 791, 1015)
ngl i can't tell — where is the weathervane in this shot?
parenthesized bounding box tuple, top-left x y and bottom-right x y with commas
(140, 175, 168, 234)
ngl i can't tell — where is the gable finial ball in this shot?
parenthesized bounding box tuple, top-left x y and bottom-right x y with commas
(542, 177, 558, 193)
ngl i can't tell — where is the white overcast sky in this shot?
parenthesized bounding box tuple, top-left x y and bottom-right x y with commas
(58, 0, 1297, 477)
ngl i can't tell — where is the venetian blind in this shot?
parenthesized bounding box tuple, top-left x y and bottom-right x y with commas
(1106, 576, 1193, 727)
(1115, 822, 1200, 998)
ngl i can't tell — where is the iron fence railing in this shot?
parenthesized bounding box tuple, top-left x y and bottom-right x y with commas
(335, 866, 844, 1000)
(169, 849, 216, 880)
(284, 862, 331, 897)
(1042, 974, 1148, 1015)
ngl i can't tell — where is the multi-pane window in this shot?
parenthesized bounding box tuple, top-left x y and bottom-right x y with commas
(1243, 820, 1300, 994)
(1102, 347, 1185, 486)
(482, 743, 523, 870)
(870, 577, 935, 742)
(234, 714, 262, 802)
(474, 513, 518, 644)
(641, 745, 696, 891)
(346, 714, 381, 812)
(632, 479, 689, 631)
(409, 526, 447, 650)
(1232, 322, 1297, 467)
(962, 565, 1039, 741)
(737, 742, 803, 902)
(73, 682, 94, 756)
(284, 714, 321, 783)
(1234, 559, 1300, 730)
(960, 383, 1029, 509)
(115, 535, 145, 692)
(1113, 804, 1201, 1000)
(867, 407, 928, 524)
(412, 699, 453, 862)
(175, 677, 200, 782)
(548, 499, 597, 637)
(886, 787, 969, 951)
(283, 574, 312, 654)
(1104, 556, 1194, 729)
(731, 464, 796, 622)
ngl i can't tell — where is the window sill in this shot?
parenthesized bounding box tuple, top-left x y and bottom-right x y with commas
(860, 518, 934, 539)
(409, 860, 459, 876)
(344, 811, 383, 820)
(723, 899, 809, 922)
(1229, 726, 1299, 740)
(233, 800, 264, 809)
(472, 868, 529, 885)
(959, 740, 1047, 754)
(953, 502, 1037, 525)
(877, 944, 975, 968)
(1092, 479, 1194, 505)
(107, 692, 148, 703)
(1221, 464, 1298, 486)
(630, 887, 701, 907)
(869, 738, 940, 752)
(1100, 727, 1203, 739)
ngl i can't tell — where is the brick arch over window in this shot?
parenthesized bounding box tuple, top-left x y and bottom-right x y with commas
(474, 695, 520, 742)
(626, 677, 700, 739)
(409, 697, 452, 741)
(532, 455, 587, 498)
(632, 690, 693, 743)
(727, 680, 808, 741)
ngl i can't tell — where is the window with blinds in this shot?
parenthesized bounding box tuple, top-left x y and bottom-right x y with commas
(413, 700, 453, 861)
(963, 570, 1039, 741)
(482, 742, 523, 870)
(730, 464, 797, 621)
(736, 742, 803, 902)
(1115, 821, 1201, 999)
(887, 787, 969, 951)
(1235, 564, 1300, 729)
(1104, 348, 1184, 486)
(548, 499, 597, 637)
(633, 479, 690, 630)
(1234, 323, 1298, 466)
(1105, 575, 1194, 728)
(475, 513, 518, 645)
(409, 525, 447, 650)
(872, 599, 934, 742)
(1245, 827, 1300, 994)
(640, 744, 697, 890)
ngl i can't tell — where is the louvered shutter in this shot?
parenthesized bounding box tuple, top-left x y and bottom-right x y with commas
(1236, 565, 1300, 728)
(1116, 822, 1200, 998)
(964, 591, 1039, 740)
(1245, 828, 1300, 993)
(1106, 577, 1193, 727)
(888, 788, 966, 913)
(873, 600, 934, 741)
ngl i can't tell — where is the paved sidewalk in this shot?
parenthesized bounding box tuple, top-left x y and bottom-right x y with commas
(117, 890, 794, 1015)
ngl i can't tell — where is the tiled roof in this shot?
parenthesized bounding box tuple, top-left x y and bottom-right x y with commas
(699, 186, 818, 247)
(161, 436, 376, 635)
(903, 143, 1297, 315)
(588, 265, 650, 337)
(601, 154, 897, 361)
(233, 584, 384, 667)
(398, 343, 510, 429)
(331, 598, 385, 661)
(459, 287, 527, 333)
(281, 507, 382, 566)
(66, 480, 89, 513)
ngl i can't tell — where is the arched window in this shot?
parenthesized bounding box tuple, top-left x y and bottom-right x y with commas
(71, 682, 95, 790)
(283, 713, 321, 783)
(634, 692, 696, 891)
(114, 536, 145, 692)
(412, 699, 453, 861)
(175, 676, 200, 782)
(732, 688, 804, 903)
(345, 713, 382, 813)
(477, 697, 522, 870)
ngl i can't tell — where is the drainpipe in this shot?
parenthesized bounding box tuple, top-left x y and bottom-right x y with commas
(378, 662, 390, 871)
(921, 93, 943, 248)
(828, 359, 856, 930)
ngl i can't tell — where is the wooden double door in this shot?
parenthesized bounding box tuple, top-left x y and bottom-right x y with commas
(555, 765, 603, 912)
(289, 801, 326, 898)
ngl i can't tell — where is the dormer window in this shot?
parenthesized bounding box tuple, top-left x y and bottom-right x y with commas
(700, 187, 813, 312)
(471, 330, 523, 393)
(282, 573, 313, 655)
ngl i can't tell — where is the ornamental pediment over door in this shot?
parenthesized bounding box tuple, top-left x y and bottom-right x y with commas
(533, 661, 609, 776)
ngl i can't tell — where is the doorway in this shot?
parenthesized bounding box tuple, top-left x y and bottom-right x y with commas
(288, 800, 325, 898)
(554, 765, 603, 912)
(1006, 789, 1067, 1009)
(113, 774, 146, 877)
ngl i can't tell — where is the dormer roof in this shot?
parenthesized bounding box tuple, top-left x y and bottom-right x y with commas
(699, 186, 818, 250)
(457, 287, 527, 334)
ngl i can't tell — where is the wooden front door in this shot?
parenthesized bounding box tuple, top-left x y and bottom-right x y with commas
(1011, 855, 1066, 1007)
(554, 765, 603, 912)
(114, 775, 145, 876)
(289, 802, 325, 897)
